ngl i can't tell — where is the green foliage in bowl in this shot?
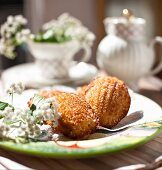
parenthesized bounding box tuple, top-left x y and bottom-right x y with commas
(33, 13, 95, 44)
(33, 30, 72, 43)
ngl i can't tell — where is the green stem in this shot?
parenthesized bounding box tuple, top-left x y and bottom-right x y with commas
(11, 93, 13, 105)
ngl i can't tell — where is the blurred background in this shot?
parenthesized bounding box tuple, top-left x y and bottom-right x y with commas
(0, 0, 162, 78)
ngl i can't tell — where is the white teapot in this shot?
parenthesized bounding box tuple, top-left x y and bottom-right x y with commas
(97, 9, 162, 89)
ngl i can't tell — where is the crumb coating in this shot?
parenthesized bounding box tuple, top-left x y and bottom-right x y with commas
(39, 90, 98, 139)
(83, 76, 131, 128)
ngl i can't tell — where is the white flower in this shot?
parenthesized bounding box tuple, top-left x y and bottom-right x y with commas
(15, 15, 27, 25)
(14, 108, 29, 120)
(0, 15, 29, 58)
(40, 103, 51, 110)
(32, 96, 60, 126)
(15, 29, 30, 44)
(6, 82, 24, 95)
(9, 26, 17, 34)
(87, 32, 95, 41)
(46, 97, 57, 103)
(0, 44, 5, 54)
(16, 82, 25, 94)
(5, 106, 13, 113)
(33, 109, 43, 118)
(7, 16, 14, 25)
(21, 29, 30, 35)
(0, 92, 61, 142)
(0, 106, 42, 139)
(0, 122, 10, 137)
(6, 32, 12, 38)
(42, 20, 57, 31)
(58, 13, 81, 26)
(43, 108, 55, 121)
(1, 23, 8, 35)
(41, 13, 95, 45)
(3, 45, 16, 59)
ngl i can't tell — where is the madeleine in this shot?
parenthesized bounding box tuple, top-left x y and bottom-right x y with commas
(82, 76, 131, 128)
(39, 90, 98, 139)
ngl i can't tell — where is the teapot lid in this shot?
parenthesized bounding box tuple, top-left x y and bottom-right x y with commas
(104, 9, 145, 25)
(104, 17, 145, 25)
(104, 9, 146, 40)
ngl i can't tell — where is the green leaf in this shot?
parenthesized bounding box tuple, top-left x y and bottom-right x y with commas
(30, 104, 36, 112)
(0, 101, 10, 110)
(33, 28, 72, 43)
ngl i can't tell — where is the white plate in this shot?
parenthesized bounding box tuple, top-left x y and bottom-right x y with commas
(0, 86, 162, 158)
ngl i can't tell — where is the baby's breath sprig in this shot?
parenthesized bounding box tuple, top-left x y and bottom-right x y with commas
(0, 106, 42, 142)
(32, 96, 60, 128)
(6, 82, 24, 105)
(0, 83, 60, 143)
(0, 15, 30, 58)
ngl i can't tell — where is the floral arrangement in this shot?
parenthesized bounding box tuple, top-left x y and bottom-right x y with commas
(0, 82, 60, 143)
(0, 13, 95, 59)
(0, 15, 30, 58)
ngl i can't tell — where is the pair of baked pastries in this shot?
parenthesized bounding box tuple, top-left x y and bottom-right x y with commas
(29, 76, 131, 139)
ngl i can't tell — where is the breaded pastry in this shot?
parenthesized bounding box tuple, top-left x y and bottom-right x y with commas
(79, 76, 131, 128)
(39, 90, 98, 139)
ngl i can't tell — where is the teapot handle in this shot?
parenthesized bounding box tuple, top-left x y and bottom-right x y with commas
(149, 36, 162, 75)
(77, 44, 91, 63)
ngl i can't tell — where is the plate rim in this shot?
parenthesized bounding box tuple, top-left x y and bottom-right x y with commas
(0, 126, 162, 158)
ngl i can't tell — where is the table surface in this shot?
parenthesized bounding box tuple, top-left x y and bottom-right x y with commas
(0, 81, 162, 169)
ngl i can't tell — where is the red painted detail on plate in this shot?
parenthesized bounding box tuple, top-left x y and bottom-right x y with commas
(55, 142, 85, 149)
(68, 144, 83, 149)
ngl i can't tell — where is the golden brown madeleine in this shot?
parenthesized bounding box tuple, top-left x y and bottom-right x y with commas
(84, 76, 131, 128)
(39, 90, 98, 139)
